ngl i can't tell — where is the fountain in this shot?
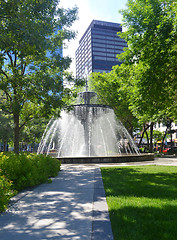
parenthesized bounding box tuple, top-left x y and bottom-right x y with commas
(37, 84, 154, 163)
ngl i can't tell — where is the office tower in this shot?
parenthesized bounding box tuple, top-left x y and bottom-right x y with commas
(75, 20, 127, 79)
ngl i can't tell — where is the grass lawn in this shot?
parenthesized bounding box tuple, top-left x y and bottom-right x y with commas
(101, 165, 177, 240)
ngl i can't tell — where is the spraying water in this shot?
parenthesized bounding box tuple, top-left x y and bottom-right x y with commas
(37, 89, 139, 157)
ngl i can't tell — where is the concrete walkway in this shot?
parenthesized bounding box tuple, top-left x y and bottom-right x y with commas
(0, 157, 177, 240)
(0, 165, 113, 240)
(97, 156, 177, 167)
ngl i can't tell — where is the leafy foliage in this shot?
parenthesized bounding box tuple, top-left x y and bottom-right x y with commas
(90, 69, 139, 135)
(0, 0, 78, 153)
(0, 152, 61, 191)
(90, 1, 176, 141)
(0, 106, 13, 145)
(118, 0, 177, 122)
(90, 0, 176, 150)
(0, 173, 15, 212)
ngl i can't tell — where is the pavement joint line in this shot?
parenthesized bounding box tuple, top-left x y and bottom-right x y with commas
(91, 167, 114, 240)
(91, 167, 96, 240)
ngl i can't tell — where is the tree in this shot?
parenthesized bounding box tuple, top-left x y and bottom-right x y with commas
(90, 68, 139, 135)
(117, 0, 177, 151)
(0, 111, 13, 151)
(118, 0, 177, 119)
(0, 0, 78, 154)
(20, 117, 49, 152)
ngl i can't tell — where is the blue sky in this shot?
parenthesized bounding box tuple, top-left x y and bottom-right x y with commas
(60, 0, 128, 74)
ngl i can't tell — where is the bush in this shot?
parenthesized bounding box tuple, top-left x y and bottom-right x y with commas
(0, 152, 61, 211)
(0, 173, 16, 212)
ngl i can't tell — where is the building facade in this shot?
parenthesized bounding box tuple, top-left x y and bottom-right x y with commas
(75, 20, 127, 79)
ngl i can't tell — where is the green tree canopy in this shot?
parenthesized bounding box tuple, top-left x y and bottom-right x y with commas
(91, 0, 176, 152)
(90, 68, 139, 135)
(0, 0, 78, 153)
(118, 0, 177, 122)
(0, 111, 13, 150)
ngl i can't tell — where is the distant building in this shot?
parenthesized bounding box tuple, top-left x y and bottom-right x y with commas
(75, 20, 127, 79)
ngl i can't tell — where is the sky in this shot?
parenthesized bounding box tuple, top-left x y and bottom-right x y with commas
(59, 0, 128, 74)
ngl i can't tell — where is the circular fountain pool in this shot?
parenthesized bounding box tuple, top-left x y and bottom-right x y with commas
(37, 89, 154, 162)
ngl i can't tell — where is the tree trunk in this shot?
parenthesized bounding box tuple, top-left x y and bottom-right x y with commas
(138, 124, 149, 148)
(3, 142, 6, 152)
(149, 122, 154, 152)
(145, 129, 149, 150)
(14, 113, 20, 154)
(161, 128, 168, 152)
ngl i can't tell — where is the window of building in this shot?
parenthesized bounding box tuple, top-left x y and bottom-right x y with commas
(94, 56, 107, 60)
(76, 21, 125, 78)
(107, 53, 114, 57)
(93, 46, 106, 51)
(92, 38, 106, 44)
(106, 57, 115, 61)
(94, 52, 106, 56)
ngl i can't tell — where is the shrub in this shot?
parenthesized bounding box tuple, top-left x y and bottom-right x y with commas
(0, 173, 16, 212)
(0, 152, 61, 212)
(0, 152, 61, 191)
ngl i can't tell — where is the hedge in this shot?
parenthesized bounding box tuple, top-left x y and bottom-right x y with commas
(0, 152, 61, 212)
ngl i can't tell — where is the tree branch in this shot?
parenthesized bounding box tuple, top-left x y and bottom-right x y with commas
(14, 52, 17, 68)
(0, 106, 13, 114)
(19, 116, 35, 130)
(21, 62, 26, 75)
(0, 69, 9, 79)
(4, 89, 12, 101)
(6, 51, 14, 67)
(0, 71, 12, 101)
(138, 123, 150, 148)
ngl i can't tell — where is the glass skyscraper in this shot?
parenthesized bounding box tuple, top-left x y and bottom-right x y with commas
(75, 20, 127, 79)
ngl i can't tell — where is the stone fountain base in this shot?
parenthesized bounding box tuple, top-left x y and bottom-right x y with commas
(58, 153, 154, 164)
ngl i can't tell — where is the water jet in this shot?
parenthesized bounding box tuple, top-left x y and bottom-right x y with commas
(37, 86, 154, 163)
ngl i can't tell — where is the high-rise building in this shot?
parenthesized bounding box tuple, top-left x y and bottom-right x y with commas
(75, 20, 127, 79)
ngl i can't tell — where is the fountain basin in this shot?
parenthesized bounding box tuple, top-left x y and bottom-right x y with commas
(58, 153, 154, 164)
(38, 89, 142, 158)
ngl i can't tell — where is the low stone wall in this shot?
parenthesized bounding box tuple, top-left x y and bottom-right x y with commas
(58, 153, 154, 164)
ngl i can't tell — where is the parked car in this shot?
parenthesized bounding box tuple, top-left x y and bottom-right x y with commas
(162, 148, 170, 153)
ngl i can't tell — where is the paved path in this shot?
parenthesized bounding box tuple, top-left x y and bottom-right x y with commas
(0, 157, 177, 240)
(97, 157, 177, 167)
(0, 165, 113, 240)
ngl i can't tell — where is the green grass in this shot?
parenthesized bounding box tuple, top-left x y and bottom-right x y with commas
(101, 165, 177, 240)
